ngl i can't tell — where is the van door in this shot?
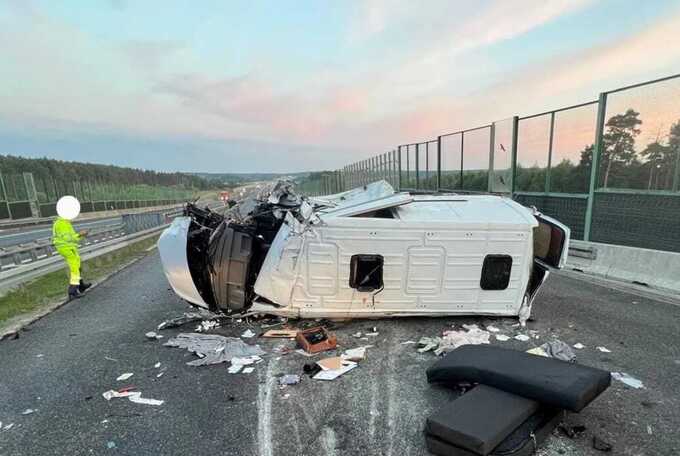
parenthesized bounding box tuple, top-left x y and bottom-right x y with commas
(532, 214, 570, 269)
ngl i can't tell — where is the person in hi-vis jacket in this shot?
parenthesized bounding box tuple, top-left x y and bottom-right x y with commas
(52, 196, 92, 300)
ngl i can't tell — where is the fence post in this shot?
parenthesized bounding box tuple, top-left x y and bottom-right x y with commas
(437, 136, 442, 191)
(584, 92, 608, 242)
(460, 132, 464, 189)
(545, 112, 555, 193)
(488, 124, 495, 193)
(415, 143, 420, 190)
(397, 146, 402, 191)
(510, 116, 519, 196)
(673, 143, 680, 192)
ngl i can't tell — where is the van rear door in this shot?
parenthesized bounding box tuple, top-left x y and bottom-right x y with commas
(533, 214, 570, 269)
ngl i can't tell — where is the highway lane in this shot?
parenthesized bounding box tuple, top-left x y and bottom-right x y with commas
(0, 217, 123, 248)
(0, 252, 678, 455)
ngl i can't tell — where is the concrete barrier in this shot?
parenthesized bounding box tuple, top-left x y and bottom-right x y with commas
(567, 240, 680, 294)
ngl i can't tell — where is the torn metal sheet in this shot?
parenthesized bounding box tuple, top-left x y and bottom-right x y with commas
(164, 333, 265, 366)
(159, 180, 570, 321)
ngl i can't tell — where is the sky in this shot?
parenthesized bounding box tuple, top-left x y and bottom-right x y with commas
(1, 0, 680, 173)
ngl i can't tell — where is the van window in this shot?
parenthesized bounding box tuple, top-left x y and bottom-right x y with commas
(480, 255, 512, 290)
(349, 255, 384, 292)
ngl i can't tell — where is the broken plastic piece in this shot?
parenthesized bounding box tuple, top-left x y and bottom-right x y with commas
(486, 326, 500, 333)
(596, 346, 611, 353)
(514, 334, 530, 342)
(145, 331, 163, 340)
(116, 373, 134, 381)
(154, 362, 161, 368)
(573, 343, 585, 349)
(242, 367, 255, 374)
(228, 364, 243, 374)
(495, 334, 510, 342)
(3, 423, 15, 431)
(21, 409, 35, 415)
(127, 393, 164, 406)
(279, 374, 301, 386)
(611, 372, 644, 389)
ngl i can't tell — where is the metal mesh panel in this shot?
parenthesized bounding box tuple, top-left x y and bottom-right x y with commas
(462, 127, 490, 191)
(417, 141, 437, 190)
(516, 114, 550, 192)
(600, 77, 680, 191)
(514, 193, 587, 240)
(591, 191, 680, 251)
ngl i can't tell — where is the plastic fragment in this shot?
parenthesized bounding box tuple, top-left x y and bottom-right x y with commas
(611, 372, 644, 389)
(242, 367, 255, 374)
(596, 346, 611, 353)
(145, 331, 163, 340)
(514, 334, 530, 342)
(486, 326, 500, 333)
(21, 409, 35, 415)
(116, 373, 134, 381)
(154, 362, 161, 368)
(495, 334, 510, 342)
(3, 423, 15, 431)
(573, 343, 585, 349)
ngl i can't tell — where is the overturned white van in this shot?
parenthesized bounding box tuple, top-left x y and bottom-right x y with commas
(158, 181, 569, 322)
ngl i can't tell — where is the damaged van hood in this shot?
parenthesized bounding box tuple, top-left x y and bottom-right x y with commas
(158, 180, 570, 320)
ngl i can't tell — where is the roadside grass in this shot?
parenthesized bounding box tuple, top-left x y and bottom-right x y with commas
(0, 235, 159, 324)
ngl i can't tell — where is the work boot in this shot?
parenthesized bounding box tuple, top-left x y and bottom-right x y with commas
(79, 279, 92, 293)
(68, 285, 83, 300)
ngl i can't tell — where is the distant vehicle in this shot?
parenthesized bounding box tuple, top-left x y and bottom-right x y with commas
(158, 181, 569, 322)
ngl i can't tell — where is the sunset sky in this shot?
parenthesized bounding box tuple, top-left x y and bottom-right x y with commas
(1, 0, 679, 173)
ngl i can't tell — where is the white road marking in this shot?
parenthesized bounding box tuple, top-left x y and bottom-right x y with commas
(257, 356, 277, 456)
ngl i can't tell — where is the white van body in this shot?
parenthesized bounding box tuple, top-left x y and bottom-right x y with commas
(158, 181, 569, 321)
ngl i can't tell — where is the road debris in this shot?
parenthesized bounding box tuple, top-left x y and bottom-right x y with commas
(485, 325, 500, 333)
(165, 333, 265, 366)
(242, 367, 255, 374)
(154, 362, 161, 368)
(573, 342, 585, 349)
(596, 346, 611, 353)
(435, 325, 491, 355)
(107, 441, 116, 449)
(342, 345, 372, 361)
(262, 329, 298, 338)
(417, 337, 440, 353)
(36, 354, 44, 358)
(104, 356, 118, 362)
(539, 339, 576, 362)
(157, 309, 221, 330)
(592, 435, 613, 452)
(318, 357, 344, 370)
(514, 334, 530, 342)
(21, 409, 35, 415)
(116, 373, 134, 381)
(3, 423, 15, 431)
(495, 334, 510, 342)
(145, 331, 163, 340)
(196, 320, 220, 332)
(241, 329, 256, 338)
(558, 423, 587, 438)
(156, 372, 164, 378)
(303, 363, 322, 377)
(611, 372, 645, 389)
(400, 340, 416, 345)
(279, 374, 301, 386)
(296, 327, 337, 354)
(102, 389, 164, 406)
(313, 360, 357, 380)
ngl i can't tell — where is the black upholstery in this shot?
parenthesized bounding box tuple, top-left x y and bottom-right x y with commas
(426, 345, 611, 412)
(425, 385, 539, 455)
(425, 406, 563, 456)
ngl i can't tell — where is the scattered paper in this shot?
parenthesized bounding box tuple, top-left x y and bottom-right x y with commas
(573, 343, 585, 349)
(526, 347, 549, 357)
(514, 334, 530, 342)
(313, 361, 357, 380)
(116, 373, 134, 381)
(612, 372, 644, 389)
(242, 367, 255, 374)
(241, 329, 256, 338)
(228, 364, 243, 374)
(127, 393, 164, 406)
(318, 357, 344, 370)
(596, 346, 611, 353)
(154, 362, 161, 368)
(486, 326, 500, 333)
(495, 334, 510, 342)
(165, 333, 265, 366)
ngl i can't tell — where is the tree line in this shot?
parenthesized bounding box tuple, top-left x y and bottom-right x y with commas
(0, 155, 214, 190)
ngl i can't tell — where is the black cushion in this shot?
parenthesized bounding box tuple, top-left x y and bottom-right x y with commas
(425, 385, 539, 455)
(426, 345, 611, 412)
(425, 406, 563, 456)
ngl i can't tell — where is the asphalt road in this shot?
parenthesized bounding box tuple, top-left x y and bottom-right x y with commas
(0, 217, 122, 248)
(1, 252, 679, 456)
